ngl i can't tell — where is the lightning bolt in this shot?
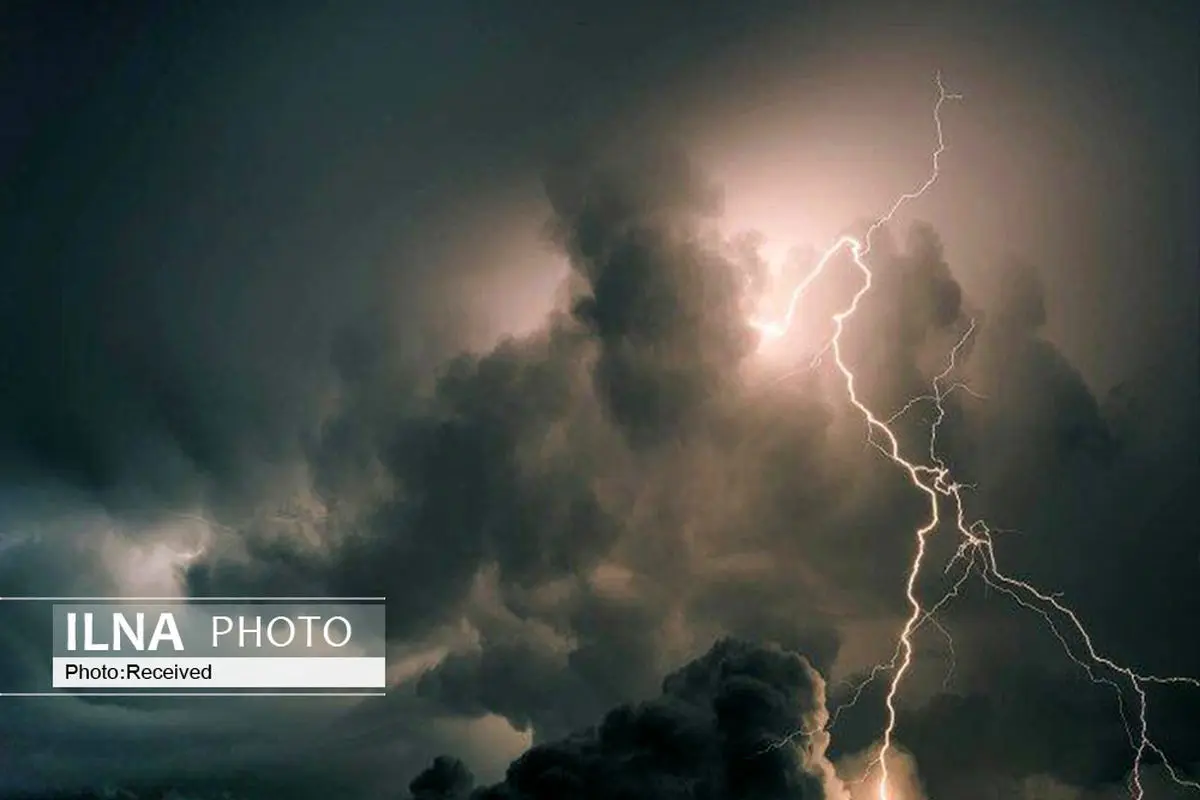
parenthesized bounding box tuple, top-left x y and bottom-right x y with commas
(748, 73, 1200, 799)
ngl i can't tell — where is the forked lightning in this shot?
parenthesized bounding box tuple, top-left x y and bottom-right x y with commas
(748, 73, 1199, 800)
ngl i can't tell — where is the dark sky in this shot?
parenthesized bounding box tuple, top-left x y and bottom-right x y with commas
(0, 2, 1197, 799)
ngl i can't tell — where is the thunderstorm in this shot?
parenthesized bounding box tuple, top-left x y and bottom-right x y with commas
(749, 73, 1200, 800)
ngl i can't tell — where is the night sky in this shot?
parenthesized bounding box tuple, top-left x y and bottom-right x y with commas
(1, 2, 1197, 799)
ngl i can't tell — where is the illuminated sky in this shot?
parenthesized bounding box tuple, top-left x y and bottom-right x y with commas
(0, 2, 1197, 799)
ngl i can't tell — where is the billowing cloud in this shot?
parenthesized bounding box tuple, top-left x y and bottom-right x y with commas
(170, 130, 1197, 799)
(2, 2, 1197, 799)
(407, 639, 841, 800)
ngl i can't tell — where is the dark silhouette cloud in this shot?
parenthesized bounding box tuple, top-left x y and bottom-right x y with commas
(409, 639, 835, 800)
(547, 141, 756, 445)
(410, 756, 476, 800)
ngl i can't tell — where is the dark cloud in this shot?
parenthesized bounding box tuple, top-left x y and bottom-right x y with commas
(9, 192, 1198, 798)
(180, 137, 862, 746)
(0, 0, 801, 512)
(827, 650, 1200, 797)
(546, 139, 756, 445)
(3, 2, 1198, 799)
(180, 184, 1197, 798)
(409, 639, 835, 800)
(410, 756, 476, 800)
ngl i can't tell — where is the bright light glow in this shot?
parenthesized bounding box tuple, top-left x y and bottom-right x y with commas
(103, 514, 214, 598)
(751, 73, 1200, 800)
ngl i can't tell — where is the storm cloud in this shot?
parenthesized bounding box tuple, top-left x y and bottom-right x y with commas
(2, 2, 1197, 799)
(407, 639, 839, 800)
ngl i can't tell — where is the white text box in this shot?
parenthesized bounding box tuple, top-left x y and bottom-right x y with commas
(51, 657, 386, 689)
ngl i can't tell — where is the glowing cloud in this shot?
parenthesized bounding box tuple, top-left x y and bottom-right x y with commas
(751, 73, 1200, 800)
